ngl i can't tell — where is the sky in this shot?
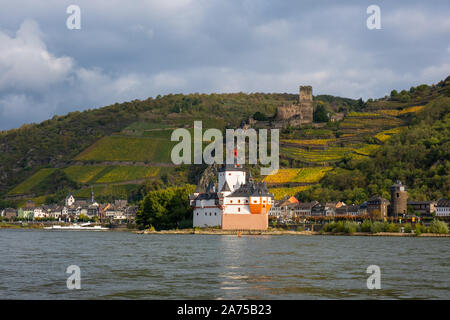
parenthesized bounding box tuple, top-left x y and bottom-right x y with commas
(0, 0, 449, 130)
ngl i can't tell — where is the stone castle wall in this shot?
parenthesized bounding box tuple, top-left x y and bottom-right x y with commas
(276, 85, 313, 125)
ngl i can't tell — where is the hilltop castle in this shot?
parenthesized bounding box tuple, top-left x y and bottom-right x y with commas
(275, 85, 313, 126)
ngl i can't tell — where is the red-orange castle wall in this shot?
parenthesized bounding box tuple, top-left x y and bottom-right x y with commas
(222, 212, 269, 230)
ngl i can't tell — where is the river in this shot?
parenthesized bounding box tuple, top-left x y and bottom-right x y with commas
(0, 229, 448, 299)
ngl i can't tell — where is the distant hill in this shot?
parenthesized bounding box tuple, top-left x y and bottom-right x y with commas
(1, 78, 449, 208)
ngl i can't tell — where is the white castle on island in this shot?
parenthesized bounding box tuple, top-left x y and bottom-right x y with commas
(189, 153, 274, 230)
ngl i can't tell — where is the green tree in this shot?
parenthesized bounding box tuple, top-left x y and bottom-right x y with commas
(136, 185, 195, 230)
(253, 111, 268, 121)
(429, 219, 448, 234)
(314, 105, 329, 123)
(390, 90, 398, 99)
(78, 214, 90, 222)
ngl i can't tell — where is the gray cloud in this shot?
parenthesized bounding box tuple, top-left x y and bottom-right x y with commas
(0, 0, 449, 130)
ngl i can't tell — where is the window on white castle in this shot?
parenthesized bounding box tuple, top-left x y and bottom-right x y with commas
(215, 213, 217, 216)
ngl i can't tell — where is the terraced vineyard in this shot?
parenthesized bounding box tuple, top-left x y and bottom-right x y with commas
(75, 135, 175, 163)
(282, 145, 359, 163)
(374, 127, 408, 142)
(64, 166, 107, 184)
(9, 165, 176, 199)
(346, 112, 381, 117)
(94, 166, 160, 183)
(353, 144, 381, 156)
(8, 168, 56, 195)
(376, 105, 425, 116)
(339, 116, 403, 129)
(269, 185, 312, 200)
(263, 167, 332, 184)
(274, 108, 409, 193)
(281, 138, 335, 146)
(74, 184, 139, 200)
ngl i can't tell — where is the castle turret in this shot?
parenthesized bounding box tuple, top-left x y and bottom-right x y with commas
(390, 180, 408, 217)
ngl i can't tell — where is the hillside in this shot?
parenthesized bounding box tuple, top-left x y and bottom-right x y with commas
(296, 80, 450, 203)
(0, 93, 297, 201)
(1, 77, 449, 207)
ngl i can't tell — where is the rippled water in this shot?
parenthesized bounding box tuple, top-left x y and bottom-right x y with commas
(0, 229, 449, 299)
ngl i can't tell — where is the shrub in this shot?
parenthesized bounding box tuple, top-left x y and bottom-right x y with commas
(370, 222, 385, 233)
(414, 224, 427, 235)
(332, 221, 345, 233)
(429, 220, 448, 234)
(322, 222, 336, 232)
(361, 220, 372, 232)
(387, 223, 400, 233)
(297, 226, 304, 232)
(403, 223, 412, 233)
(322, 221, 359, 234)
(343, 221, 358, 234)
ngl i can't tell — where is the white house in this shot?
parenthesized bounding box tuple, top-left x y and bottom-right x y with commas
(33, 207, 47, 219)
(65, 193, 75, 206)
(435, 199, 450, 217)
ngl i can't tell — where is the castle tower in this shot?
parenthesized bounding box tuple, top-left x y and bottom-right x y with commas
(390, 180, 408, 217)
(299, 85, 312, 104)
(299, 85, 313, 123)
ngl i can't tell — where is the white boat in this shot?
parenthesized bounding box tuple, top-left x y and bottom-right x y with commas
(44, 223, 109, 231)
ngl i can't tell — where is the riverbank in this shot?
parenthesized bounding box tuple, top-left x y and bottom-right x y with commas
(134, 228, 450, 237)
(0, 222, 136, 231)
(0, 222, 44, 229)
(2, 223, 448, 237)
